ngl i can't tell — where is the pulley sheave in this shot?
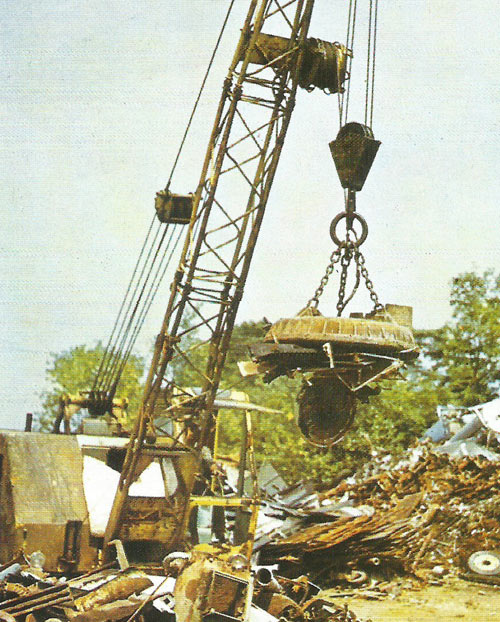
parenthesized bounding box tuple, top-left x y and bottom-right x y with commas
(330, 122, 380, 192)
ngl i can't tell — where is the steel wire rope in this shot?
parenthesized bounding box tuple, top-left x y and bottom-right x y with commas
(165, 0, 236, 190)
(94, 221, 164, 392)
(369, 0, 379, 127)
(104, 225, 179, 394)
(363, 0, 379, 126)
(342, 0, 358, 126)
(110, 225, 185, 393)
(91, 215, 157, 394)
(364, 0, 373, 126)
(337, 0, 353, 124)
(99, 223, 174, 395)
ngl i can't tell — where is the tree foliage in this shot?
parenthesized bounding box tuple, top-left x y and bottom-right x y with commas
(424, 270, 500, 406)
(38, 270, 500, 487)
(37, 343, 144, 431)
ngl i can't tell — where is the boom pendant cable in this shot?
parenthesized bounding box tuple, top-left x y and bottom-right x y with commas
(98, 223, 171, 394)
(166, 0, 236, 190)
(92, 215, 159, 394)
(108, 225, 185, 395)
(91, 1, 236, 401)
(94, 221, 165, 393)
(369, 0, 379, 127)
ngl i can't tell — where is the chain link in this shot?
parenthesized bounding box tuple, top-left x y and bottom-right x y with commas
(306, 243, 383, 313)
(306, 247, 342, 308)
(336, 244, 352, 314)
(307, 192, 383, 313)
(355, 249, 384, 311)
(337, 252, 361, 315)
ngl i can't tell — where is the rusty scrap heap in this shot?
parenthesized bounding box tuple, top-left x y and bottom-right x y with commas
(260, 448, 500, 586)
(0, 559, 370, 622)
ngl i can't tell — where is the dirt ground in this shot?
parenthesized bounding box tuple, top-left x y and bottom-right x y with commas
(322, 579, 499, 621)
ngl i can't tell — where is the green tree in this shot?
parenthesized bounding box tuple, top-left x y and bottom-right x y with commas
(37, 343, 144, 431)
(426, 270, 500, 406)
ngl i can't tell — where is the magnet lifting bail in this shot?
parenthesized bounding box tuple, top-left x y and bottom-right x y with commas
(329, 188, 368, 248)
(330, 211, 368, 247)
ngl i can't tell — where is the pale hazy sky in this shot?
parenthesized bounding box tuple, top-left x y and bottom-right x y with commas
(1, 1, 499, 428)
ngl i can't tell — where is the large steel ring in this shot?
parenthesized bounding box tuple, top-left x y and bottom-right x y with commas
(330, 211, 368, 247)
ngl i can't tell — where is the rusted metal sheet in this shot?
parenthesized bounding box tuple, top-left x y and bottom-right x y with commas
(1, 431, 86, 523)
(0, 431, 97, 572)
(260, 449, 500, 587)
(66, 599, 141, 622)
(174, 552, 252, 622)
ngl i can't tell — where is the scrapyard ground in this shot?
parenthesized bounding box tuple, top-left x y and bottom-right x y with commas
(324, 579, 498, 621)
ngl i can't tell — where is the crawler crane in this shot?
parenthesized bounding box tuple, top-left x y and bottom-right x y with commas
(100, 0, 354, 563)
(97, 0, 416, 566)
(0, 2, 417, 598)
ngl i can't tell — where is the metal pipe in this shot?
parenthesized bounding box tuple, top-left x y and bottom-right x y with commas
(255, 567, 281, 592)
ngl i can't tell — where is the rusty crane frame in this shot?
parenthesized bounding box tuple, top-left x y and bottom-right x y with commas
(102, 0, 348, 558)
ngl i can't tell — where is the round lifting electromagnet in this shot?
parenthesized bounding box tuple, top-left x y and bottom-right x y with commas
(249, 121, 419, 447)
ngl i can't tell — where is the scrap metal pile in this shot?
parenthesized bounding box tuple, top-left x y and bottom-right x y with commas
(258, 448, 500, 589)
(0, 557, 369, 622)
(0, 564, 160, 622)
(3, 449, 499, 621)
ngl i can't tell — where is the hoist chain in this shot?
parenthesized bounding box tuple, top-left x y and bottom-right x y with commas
(307, 194, 383, 314)
(308, 242, 382, 314)
(336, 241, 353, 314)
(337, 242, 361, 315)
(356, 248, 384, 311)
(307, 247, 342, 309)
